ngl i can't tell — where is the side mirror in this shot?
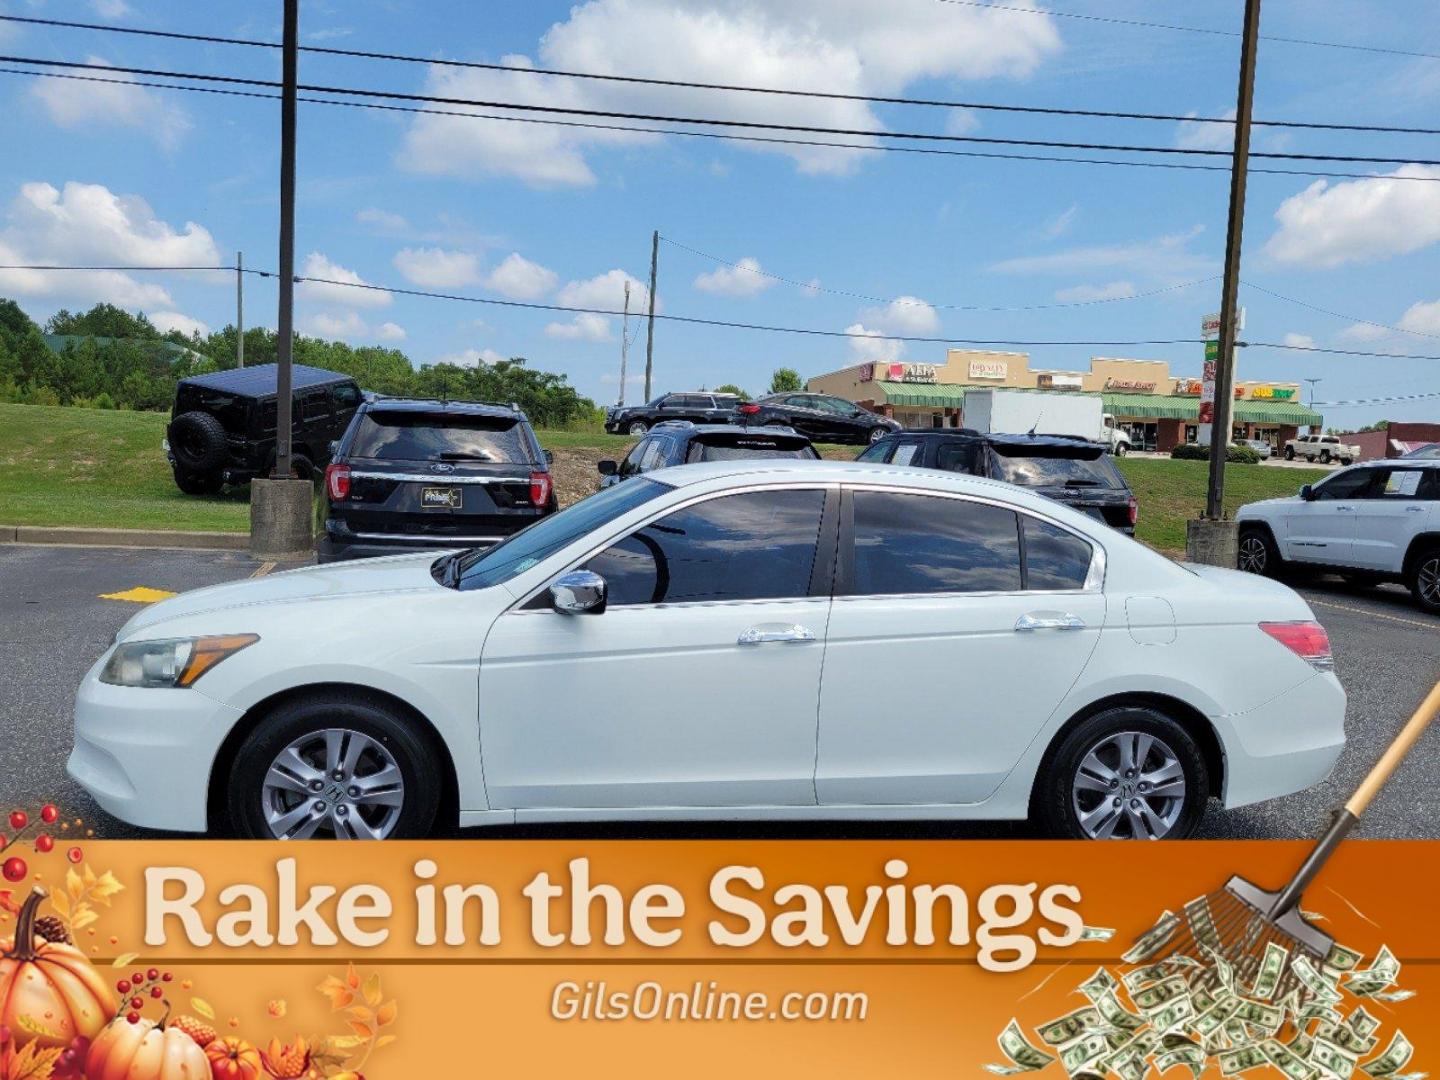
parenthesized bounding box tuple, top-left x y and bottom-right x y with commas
(544, 449, 555, 464)
(551, 570, 607, 615)
(327, 440, 339, 455)
(1300, 484, 1316, 501)
(597, 459, 618, 476)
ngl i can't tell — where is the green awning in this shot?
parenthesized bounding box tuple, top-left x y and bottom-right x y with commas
(870, 380, 970, 407)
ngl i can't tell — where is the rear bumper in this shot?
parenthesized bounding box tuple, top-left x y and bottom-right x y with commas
(1214, 671, 1346, 809)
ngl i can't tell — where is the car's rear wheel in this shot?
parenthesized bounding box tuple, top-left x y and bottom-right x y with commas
(1284, 446, 1295, 460)
(1237, 525, 1281, 577)
(227, 692, 441, 839)
(1036, 707, 1208, 840)
(168, 411, 228, 471)
(1409, 547, 1440, 615)
(1320, 450, 1332, 464)
(627, 420, 648, 435)
(867, 426, 889, 444)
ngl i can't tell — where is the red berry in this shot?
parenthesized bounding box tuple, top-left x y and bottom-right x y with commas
(40, 805, 58, 825)
(66, 846, 83, 864)
(150, 987, 162, 999)
(146, 967, 159, 981)
(130, 996, 143, 1010)
(161, 972, 173, 982)
(126, 1012, 140, 1025)
(116, 980, 130, 994)
(8, 811, 26, 831)
(0, 834, 7, 849)
(35, 835, 53, 853)
(2, 857, 26, 883)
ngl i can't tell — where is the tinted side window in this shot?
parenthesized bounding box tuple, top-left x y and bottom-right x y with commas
(936, 442, 980, 474)
(850, 491, 1021, 596)
(331, 384, 360, 410)
(1023, 517, 1094, 590)
(300, 392, 330, 422)
(856, 441, 893, 463)
(1419, 471, 1440, 501)
(586, 489, 825, 606)
(1315, 469, 1376, 500)
(619, 439, 649, 476)
(638, 437, 672, 472)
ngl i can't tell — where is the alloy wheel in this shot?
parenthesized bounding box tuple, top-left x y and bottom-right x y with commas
(1071, 730, 1186, 839)
(868, 427, 886, 443)
(628, 421, 648, 435)
(1238, 535, 1268, 574)
(1419, 557, 1440, 607)
(260, 728, 405, 839)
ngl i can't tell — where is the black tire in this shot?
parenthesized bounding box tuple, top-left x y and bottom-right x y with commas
(226, 691, 442, 840)
(1283, 446, 1295, 460)
(867, 426, 889, 444)
(167, 411, 228, 471)
(172, 467, 224, 495)
(1408, 546, 1440, 615)
(627, 420, 649, 436)
(1114, 442, 1128, 457)
(1034, 706, 1209, 841)
(291, 453, 315, 482)
(1237, 525, 1282, 578)
(1320, 450, 1331, 464)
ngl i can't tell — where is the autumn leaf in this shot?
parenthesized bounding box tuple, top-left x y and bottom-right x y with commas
(65, 869, 83, 902)
(375, 1000, 397, 1027)
(191, 998, 216, 1021)
(111, 952, 138, 968)
(324, 1035, 367, 1052)
(44, 892, 66, 919)
(346, 1021, 373, 1040)
(90, 871, 124, 905)
(374, 1034, 398, 1050)
(361, 972, 382, 1008)
(345, 1006, 373, 1024)
(317, 976, 354, 1011)
(70, 907, 98, 932)
(5, 1040, 63, 1080)
(82, 864, 96, 889)
(15, 1014, 64, 1041)
(345, 962, 360, 990)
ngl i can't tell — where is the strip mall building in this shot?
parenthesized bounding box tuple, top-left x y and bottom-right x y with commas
(807, 349, 1322, 452)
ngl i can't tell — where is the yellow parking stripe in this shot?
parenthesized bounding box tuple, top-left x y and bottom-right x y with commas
(1306, 596, 1438, 633)
(99, 586, 178, 604)
(250, 561, 276, 578)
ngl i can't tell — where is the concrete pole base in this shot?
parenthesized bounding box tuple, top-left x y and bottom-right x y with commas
(1185, 517, 1240, 568)
(250, 477, 314, 559)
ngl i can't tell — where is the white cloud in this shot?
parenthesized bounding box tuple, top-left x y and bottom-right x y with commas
(483, 252, 558, 299)
(90, 0, 132, 18)
(1054, 281, 1137, 303)
(1282, 332, 1317, 350)
(1174, 108, 1235, 153)
(1339, 322, 1391, 343)
(298, 252, 392, 308)
(377, 321, 407, 342)
(437, 347, 505, 367)
(844, 323, 904, 363)
(303, 310, 369, 340)
(693, 257, 775, 298)
(990, 226, 1214, 283)
(398, 0, 1060, 186)
(859, 295, 939, 335)
(32, 56, 189, 148)
(1263, 166, 1440, 268)
(356, 207, 410, 234)
(801, 277, 822, 297)
(1043, 204, 1078, 239)
(393, 246, 481, 288)
(151, 311, 210, 338)
(545, 312, 613, 342)
(556, 268, 650, 312)
(1399, 299, 1440, 336)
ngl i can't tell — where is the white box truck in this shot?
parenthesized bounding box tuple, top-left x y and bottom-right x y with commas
(961, 388, 1130, 455)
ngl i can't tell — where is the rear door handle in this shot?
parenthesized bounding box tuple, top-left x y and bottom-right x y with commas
(1336, 505, 1354, 512)
(1406, 506, 1426, 513)
(1015, 612, 1086, 632)
(738, 624, 816, 645)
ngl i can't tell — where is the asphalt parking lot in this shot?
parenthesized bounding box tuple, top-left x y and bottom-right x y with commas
(2, 542, 1437, 841)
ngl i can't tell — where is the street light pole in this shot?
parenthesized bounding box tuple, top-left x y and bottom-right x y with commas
(273, 0, 298, 481)
(643, 229, 658, 403)
(235, 250, 244, 368)
(1305, 378, 1322, 410)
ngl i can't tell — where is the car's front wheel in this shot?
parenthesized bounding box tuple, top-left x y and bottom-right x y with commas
(1284, 446, 1295, 460)
(1035, 707, 1208, 840)
(227, 692, 441, 839)
(1114, 442, 1128, 457)
(868, 426, 889, 444)
(627, 420, 649, 435)
(1237, 525, 1281, 577)
(1409, 546, 1440, 615)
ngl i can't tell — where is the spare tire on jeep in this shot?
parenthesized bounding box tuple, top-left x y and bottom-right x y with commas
(168, 410, 228, 471)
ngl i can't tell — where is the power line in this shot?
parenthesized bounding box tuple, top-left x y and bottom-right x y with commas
(934, 0, 1440, 62)
(6, 65, 1440, 188)
(1313, 389, 1440, 408)
(1245, 341, 1440, 362)
(9, 54, 1440, 169)
(5, 12, 1439, 136)
(1241, 280, 1440, 341)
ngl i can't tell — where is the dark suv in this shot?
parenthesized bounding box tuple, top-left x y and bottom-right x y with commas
(604, 392, 741, 435)
(318, 398, 557, 562)
(859, 430, 1137, 534)
(165, 363, 361, 493)
(744, 392, 901, 445)
(598, 422, 818, 488)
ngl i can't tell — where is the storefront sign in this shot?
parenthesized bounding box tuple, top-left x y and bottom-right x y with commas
(895, 363, 938, 383)
(858, 363, 875, 383)
(1174, 379, 1203, 395)
(1201, 307, 1246, 339)
(1036, 373, 1084, 390)
(1105, 378, 1157, 392)
(968, 359, 1008, 380)
(1248, 385, 1296, 400)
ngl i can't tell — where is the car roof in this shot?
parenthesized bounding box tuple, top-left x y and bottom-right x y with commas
(650, 422, 805, 438)
(882, 429, 1108, 451)
(362, 397, 524, 419)
(645, 457, 1057, 501)
(178, 363, 352, 395)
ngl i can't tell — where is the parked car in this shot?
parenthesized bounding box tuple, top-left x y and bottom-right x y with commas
(1283, 433, 1358, 465)
(164, 363, 361, 493)
(1236, 460, 1440, 613)
(316, 398, 556, 562)
(858, 430, 1138, 534)
(604, 392, 742, 435)
(1238, 438, 1272, 460)
(599, 422, 818, 488)
(71, 459, 1343, 841)
(1403, 444, 1440, 459)
(745, 392, 902, 444)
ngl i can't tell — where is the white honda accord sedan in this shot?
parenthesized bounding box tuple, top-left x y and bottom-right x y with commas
(69, 460, 1345, 841)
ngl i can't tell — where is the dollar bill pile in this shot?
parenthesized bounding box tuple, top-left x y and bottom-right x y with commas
(986, 910, 1422, 1080)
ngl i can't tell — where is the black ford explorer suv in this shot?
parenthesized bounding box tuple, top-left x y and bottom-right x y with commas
(859, 429, 1138, 534)
(318, 398, 557, 562)
(165, 363, 361, 493)
(603, 391, 741, 435)
(598, 422, 818, 488)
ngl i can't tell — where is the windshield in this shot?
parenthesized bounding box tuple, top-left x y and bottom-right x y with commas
(445, 478, 670, 590)
(686, 437, 818, 463)
(989, 448, 1124, 488)
(350, 411, 528, 462)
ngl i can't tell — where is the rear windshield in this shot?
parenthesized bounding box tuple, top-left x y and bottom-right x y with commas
(989, 446, 1125, 489)
(685, 436, 819, 463)
(349, 411, 528, 462)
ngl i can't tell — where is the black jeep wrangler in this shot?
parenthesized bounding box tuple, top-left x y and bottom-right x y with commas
(164, 363, 362, 494)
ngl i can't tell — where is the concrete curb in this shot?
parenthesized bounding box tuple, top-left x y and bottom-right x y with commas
(3, 525, 251, 551)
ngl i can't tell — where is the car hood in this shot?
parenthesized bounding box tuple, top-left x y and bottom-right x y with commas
(117, 552, 446, 638)
(1239, 495, 1301, 515)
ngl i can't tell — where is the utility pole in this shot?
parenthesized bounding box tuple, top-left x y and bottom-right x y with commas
(235, 250, 245, 368)
(643, 229, 658, 403)
(617, 280, 631, 406)
(274, 0, 298, 481)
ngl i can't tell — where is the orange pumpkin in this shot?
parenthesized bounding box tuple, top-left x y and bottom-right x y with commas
(206, 1036, 263, 1080)
(0, 888, 115, 1049)
(86, 1015, 210, 1080)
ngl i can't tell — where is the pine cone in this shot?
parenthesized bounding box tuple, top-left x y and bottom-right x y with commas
(33, 914, 70, 944)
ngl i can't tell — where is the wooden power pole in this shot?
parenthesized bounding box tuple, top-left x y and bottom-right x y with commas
(235, 250, 244, 368)
(273, 0, 298, 479)
(643, 229, 658, 403)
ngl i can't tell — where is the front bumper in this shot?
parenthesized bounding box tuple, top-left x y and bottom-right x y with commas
(68, 670, 243, 832)
(1213, 670, 1346, 809)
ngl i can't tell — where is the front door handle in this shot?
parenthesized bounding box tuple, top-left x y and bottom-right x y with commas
(738, 624, 816, 645)
(1406, 505, 1426, 513)
(1335, 505, 1354, 512)
(1014, 612, 1086, 632)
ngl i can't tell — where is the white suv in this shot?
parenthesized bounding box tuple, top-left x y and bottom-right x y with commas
(1236, 461, 1440, 613)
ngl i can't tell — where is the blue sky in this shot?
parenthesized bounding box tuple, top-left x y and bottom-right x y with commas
(2, 0, 1439, 427)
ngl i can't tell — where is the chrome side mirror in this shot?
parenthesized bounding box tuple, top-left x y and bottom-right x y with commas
(550, 570, 607, 615)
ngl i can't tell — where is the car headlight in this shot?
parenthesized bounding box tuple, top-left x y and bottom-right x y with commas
(99, 635, 258, 688)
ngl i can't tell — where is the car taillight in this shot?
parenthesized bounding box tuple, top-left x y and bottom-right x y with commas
(738, 403, 761, 415)
(1260, 621, 1334, 671)
(530, 471, 552, 507)
(324, 463, 351, 501)
(1128, 496, 1138, 526)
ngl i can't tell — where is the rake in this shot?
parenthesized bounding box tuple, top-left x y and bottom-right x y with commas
(1133, 678, 1440, 1004)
